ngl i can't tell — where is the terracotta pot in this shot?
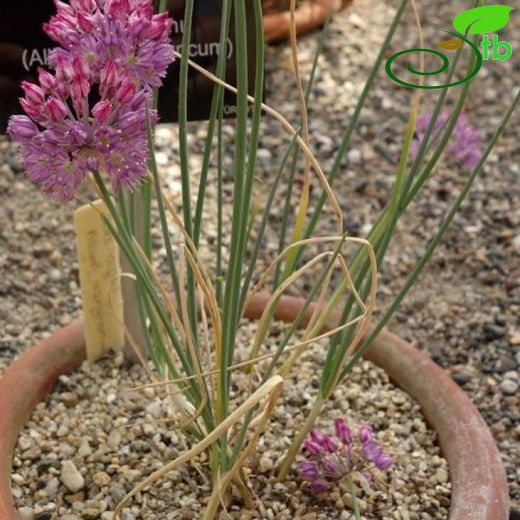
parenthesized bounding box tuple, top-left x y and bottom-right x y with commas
(0, 294, 508, 519)
(264, 0, 353, 42)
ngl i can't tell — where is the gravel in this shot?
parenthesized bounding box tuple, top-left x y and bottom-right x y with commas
(12, 343, 451, 519)
(1, 0, 519, 515)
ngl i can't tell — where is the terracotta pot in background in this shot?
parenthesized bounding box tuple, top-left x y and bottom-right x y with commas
(0, 294, 509, 519)
(264, 0, 353, 42)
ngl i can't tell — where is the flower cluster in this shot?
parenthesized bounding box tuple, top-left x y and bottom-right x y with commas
(8, 0, 174, 201)
(298, 419, 392, 494)
(411, 110, 482, 170)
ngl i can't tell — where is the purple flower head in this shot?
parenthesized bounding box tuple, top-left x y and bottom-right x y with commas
(298, 420, 392, 496)
(8, 0, 174, 201)
(411, 110, 482, 170)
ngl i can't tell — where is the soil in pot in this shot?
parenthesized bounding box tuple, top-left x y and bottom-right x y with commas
(11, 325, 451, 520)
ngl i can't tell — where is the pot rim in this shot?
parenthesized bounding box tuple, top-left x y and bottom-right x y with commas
(0, 293, 508, 519)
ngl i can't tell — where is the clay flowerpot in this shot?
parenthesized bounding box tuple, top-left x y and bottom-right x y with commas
(263, 0, 353, 41)
(0, 294, 508, 519)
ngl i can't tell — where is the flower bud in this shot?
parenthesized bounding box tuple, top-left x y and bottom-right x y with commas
(21, 82, 46, 106)
(359, 424, 373, 443)
(116, 80, 136, 104)
(107, 0, 130, 18)
(38, 68, 57, 92)
(73, 55, 91, 80)
(92, 100, 113, 122)
(335, 418, 353, 445)
(298, 461, 319, 482)
(49, 49, 75, 82)
(361, 440, 381, 462)
(77, 12, 95, 32)
(46, 97, 68, 122)
(374, 453, 392, 471)
(303, 439, 322, 457)
(54, 0, 74, 16)
(71, 77, 90, 101)
(309, 429, 337, 453)
(148, 13, 172, 40)
(20, 98, 43, 120)
(86, 156, 99, 171)
(7, 115, 39, 142)
(100, 59, 118, 91)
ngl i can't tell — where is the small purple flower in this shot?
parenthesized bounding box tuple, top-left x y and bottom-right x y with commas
(304, 439, 323, 457)
(322, 435, 338, 454)
(309, 428, 326, 444)
(411, 110, 482, 170)
(374, 453, 393, 471)
(361, 439, 380, 461)
(310, 428, 338, 453)
(298, 460, 320, 481)
(361, 440, 393, 471)
(8, 116, 39, 142)
(298, 419, 392, 496)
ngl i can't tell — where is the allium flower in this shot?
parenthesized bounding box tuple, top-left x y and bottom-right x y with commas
(298, 419, 392, 494)
(8, 0, 174, 201)
(411, 110, 482, 170)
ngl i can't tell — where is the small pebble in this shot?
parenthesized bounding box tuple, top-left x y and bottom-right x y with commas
(259, 456, 274, 473)
(60, 461, 85, 493)
(500, 379, 518, 395)
(17, 507, 34, 520)
(93, 471, 111, 487)
(45, 477, 59, 497)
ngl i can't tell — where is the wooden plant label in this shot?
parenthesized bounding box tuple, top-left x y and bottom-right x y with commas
(74, 200, 124, 362)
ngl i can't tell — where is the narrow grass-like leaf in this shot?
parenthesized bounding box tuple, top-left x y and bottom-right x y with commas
(341, 88, 520, 378)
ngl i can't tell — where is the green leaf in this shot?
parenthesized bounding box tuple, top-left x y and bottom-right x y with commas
(453, 5, 514, 35)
